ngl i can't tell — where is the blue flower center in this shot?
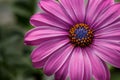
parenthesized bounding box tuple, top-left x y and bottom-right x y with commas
(75, 27, 88, 39)
(69, 23, 94, 47)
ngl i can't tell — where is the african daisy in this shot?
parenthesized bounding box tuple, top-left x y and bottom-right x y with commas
(24, 0, 120, 80)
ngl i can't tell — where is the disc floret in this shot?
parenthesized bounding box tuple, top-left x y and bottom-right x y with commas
(69, 23, 94, 47)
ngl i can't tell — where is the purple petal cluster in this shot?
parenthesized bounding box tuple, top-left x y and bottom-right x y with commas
(24, 0, 120, 80)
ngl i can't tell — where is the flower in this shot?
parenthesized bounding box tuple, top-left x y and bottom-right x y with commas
(24, 0, 120, 80)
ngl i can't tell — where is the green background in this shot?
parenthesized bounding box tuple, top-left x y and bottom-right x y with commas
(0, 0, 120, 80)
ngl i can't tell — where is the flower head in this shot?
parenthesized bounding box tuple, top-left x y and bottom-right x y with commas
(24, 0, 120, 80)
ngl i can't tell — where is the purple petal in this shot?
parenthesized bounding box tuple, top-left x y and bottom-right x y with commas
(30, 13, 70, 30)
(94, 21, 120, 41)
(92, 45, 120, 68)
(55, 56, 70, 80)
(24, 27, 68, 45)
(93, 40, 120, 51)
(44, 44, 74, 76)
(67, 0, 85, 22)
(95, 21, 120, 35)
(31, 38, 69, 68)
(86, 0, 113, 25)
(92, 3, 120, 30)
(95, 31, 120, 41)
(32, 58, 47, 68)
(59, 0, 78, 23)
(39, 0, 73, 25)
(31, 38, 69, 63)
(95, 29, 120, 37)
(69, 48, 84, 80)
(86, 47, 110, 80)
(82, 49, 92, 80)
(95, 36, 120, 41)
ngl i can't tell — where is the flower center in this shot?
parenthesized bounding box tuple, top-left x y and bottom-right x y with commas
(69, 23, 94, 47)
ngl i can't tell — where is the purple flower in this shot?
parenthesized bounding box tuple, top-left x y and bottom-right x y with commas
(24, 0, 120, 80)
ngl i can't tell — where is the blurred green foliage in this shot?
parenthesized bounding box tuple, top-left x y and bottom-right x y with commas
(0, 0, 44, 80)
(0, 0, 120, 80)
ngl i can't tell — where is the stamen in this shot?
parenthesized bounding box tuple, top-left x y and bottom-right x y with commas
(69, 23, 94, 47)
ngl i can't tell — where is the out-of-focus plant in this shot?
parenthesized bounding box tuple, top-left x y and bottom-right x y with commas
(0, 0, 44, 80)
